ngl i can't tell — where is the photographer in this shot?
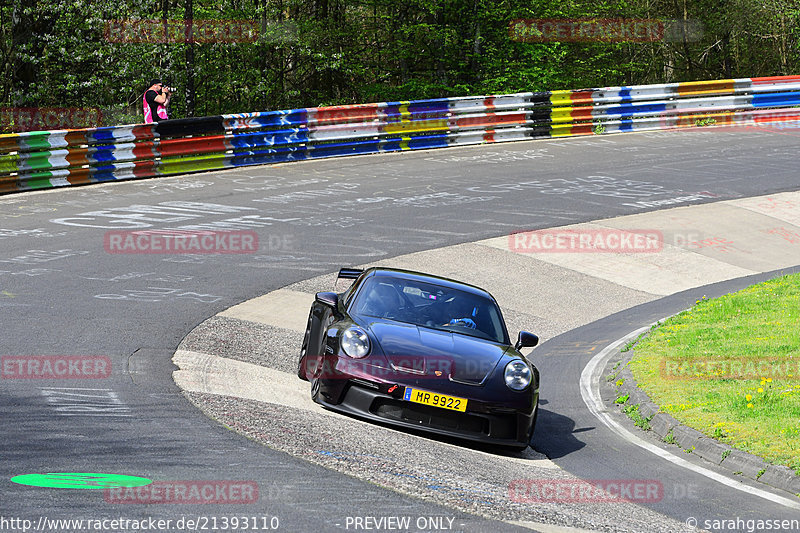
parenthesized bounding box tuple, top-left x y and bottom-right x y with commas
(142, 79, 173, 123)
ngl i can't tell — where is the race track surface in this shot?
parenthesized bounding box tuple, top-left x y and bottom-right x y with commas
(1, 126, 799, 532)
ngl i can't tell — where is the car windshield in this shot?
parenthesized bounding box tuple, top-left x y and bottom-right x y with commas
(351, 276, 508, 344)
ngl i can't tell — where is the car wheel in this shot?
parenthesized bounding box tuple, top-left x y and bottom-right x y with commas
(297, 310, 314, 381)
(310, 376, 321, 403)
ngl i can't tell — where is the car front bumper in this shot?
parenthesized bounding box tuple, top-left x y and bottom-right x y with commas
(315, 379, 537, 448)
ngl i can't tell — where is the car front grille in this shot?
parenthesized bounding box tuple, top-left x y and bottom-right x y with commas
(372, 398, 491, 435)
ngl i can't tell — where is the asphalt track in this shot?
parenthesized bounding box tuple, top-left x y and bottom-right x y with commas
(172, 189, 800, 531)
(1, 126, 799, 532)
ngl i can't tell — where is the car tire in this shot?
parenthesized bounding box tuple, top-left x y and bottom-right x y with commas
(310, 376, 321, 403)
(297, 310, 315, 381)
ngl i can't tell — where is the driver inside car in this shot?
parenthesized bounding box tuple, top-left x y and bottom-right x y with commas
(441, 297, 478, 329)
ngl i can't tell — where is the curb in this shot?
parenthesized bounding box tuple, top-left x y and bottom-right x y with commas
(603, 342, 800, 497)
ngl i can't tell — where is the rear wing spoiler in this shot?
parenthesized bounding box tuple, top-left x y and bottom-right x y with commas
(337, 268, 364, 280)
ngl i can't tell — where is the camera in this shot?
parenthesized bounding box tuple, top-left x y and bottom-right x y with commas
(163, 86, 176, 93)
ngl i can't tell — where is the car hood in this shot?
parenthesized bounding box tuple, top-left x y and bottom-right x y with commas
(362, 319, 509, 384)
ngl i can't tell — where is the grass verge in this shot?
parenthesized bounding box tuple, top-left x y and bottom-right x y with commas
(627, 273, 800, 474)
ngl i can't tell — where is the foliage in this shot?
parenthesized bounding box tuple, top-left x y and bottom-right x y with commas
(3, 0, 800, 130)
(694, 117, 717, 126)
(621, 403, 652, 430)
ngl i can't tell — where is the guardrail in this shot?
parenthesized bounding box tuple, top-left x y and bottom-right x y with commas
(2, 75, 800, 194)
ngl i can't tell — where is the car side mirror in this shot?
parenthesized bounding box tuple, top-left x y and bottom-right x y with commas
(515, 331, 539, 350)
(315, 292, 338, 308)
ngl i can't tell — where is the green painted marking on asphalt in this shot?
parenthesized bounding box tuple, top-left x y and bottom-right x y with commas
(10, 473, 152, 489)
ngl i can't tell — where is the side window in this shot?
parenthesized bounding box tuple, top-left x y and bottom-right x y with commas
(355, 280, 403, 317)
(342, 274, 366, 307)
(484, 305, 507, 343)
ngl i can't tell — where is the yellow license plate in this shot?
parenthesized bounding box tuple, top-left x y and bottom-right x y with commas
(403, 387, 467, 412)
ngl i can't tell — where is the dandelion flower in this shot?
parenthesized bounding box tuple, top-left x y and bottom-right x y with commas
(758, 388, 764, 393)
(746, 394, 752, 401)
(747, 403, 754, 408)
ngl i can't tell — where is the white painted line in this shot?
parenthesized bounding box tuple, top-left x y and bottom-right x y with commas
(37, 387, 113, 391)
(173, 349, 559, 469)
(508, 521, 599, 533)
(580, 327, 800, 510)
(478, 224, 757, 296)
(173, 349, 329, 415)
(219, 289, 315, 331)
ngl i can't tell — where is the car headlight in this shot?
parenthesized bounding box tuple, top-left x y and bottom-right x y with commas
(504, 360, 531, 391)
(341, 327, 370, 358)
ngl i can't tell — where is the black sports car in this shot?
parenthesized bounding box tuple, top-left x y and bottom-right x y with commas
(298, 267, 540, 450)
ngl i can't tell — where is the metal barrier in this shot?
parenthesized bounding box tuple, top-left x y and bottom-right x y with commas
(2, 75, 800, 194)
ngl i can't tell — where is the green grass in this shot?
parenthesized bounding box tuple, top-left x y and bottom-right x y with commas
(694, 117, 718, 127)
(621, 403, 652, 431)
(627, 273, 800, 474)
